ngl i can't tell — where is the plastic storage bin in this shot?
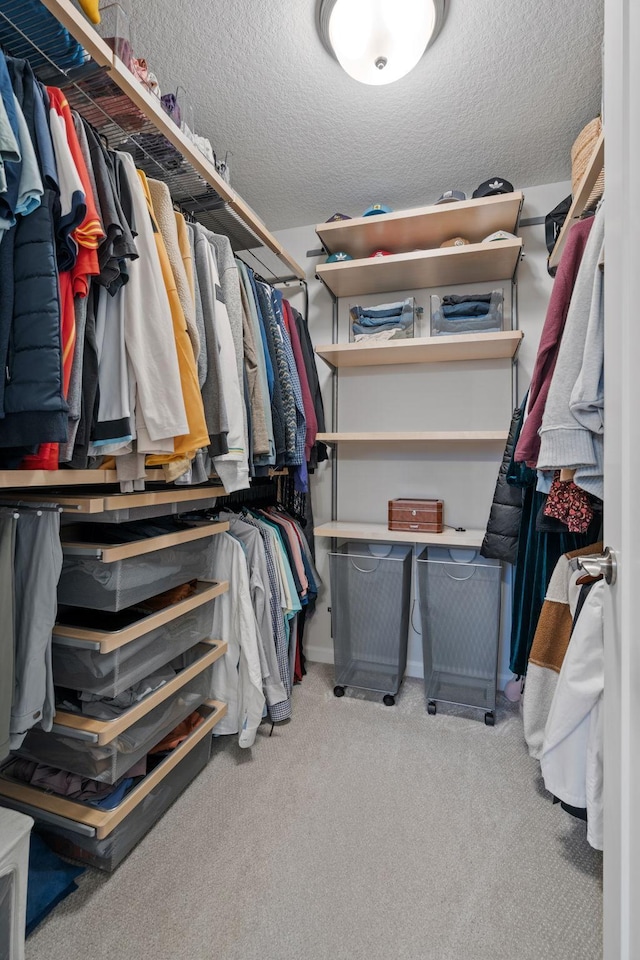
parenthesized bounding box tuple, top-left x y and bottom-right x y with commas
(0, 702, 225, 872)
(57, 523, 224, 611)
(52, 580, 227, 698)
(329, 542, 412, 704)
(37, 732, 210, 872)
(417, 547, 501, 724)
(16, 642, 224, 783)
(0, 809, 32, 960)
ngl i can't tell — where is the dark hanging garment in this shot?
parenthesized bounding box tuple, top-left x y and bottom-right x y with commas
(480, 396, 527, 564)
(508, 481, 601, 676)
(0, 57, 67, 457)
(292, 306, 328, 468)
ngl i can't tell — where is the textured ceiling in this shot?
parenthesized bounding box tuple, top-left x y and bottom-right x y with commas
(132, 0, 603, 231)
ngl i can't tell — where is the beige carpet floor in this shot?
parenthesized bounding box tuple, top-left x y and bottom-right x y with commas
(26, 664, 603, 960)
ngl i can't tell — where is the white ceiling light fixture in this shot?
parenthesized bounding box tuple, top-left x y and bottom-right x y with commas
(317, 0, 446, 86)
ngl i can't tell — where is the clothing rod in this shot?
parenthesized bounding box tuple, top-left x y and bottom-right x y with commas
(0, 500, 64, 513)
(519, 216, 546, 227)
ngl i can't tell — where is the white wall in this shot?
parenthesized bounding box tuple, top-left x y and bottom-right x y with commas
(276, 180, 569, 690)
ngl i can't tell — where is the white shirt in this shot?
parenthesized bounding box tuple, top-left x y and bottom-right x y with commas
(541, 579, 604, 849)
(206, 533, 265, 748)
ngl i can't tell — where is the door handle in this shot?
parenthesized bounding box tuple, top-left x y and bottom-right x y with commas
(577, 546, 617, 586)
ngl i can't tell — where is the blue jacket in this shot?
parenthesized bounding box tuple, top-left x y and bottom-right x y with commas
(0, 56, 66, 455)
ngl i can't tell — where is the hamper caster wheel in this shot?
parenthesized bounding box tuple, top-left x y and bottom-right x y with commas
(333, 685, 345, 698)
(484, 711, 495, 726)
(383, 694, 395, 707)
(427, 701, 437, 715)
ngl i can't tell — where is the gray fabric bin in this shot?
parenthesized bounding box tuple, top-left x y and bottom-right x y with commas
(329, 542, 412, 698)
(417, 547, 501, 716)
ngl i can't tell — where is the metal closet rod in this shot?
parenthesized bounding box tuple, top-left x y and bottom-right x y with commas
(0, 500, 64, 515)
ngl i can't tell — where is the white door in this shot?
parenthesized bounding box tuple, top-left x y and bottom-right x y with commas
(603, 1, 640, 956)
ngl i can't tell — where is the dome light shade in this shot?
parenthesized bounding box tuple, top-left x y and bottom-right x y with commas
(318, 0, 446, 86)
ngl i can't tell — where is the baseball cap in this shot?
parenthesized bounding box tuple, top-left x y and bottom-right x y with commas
(325, 212, 352, 222)
(326, 251, 353, 263)
(362, 204, 392, 217)
(369, 249, 393, 257)
(435, 190, 467, 205)
(482, 230, 518, 242)
(472, 178, 514, 198)
(440, 237, 470, 248)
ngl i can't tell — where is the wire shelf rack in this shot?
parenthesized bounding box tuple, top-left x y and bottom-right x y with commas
(0, 0, 303, 281)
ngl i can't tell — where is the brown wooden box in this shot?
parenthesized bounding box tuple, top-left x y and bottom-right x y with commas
(388, 498, 444, 533)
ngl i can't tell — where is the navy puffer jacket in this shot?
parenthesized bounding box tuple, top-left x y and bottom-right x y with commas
(0, 59, 67, 451)
(480, 403, 525, 565)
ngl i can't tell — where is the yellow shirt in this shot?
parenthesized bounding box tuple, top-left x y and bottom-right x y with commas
(137, 171, 209, 462)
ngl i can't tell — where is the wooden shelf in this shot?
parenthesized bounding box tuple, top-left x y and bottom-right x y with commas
(315, 330, 523, 368)
(317, 431, 508, 444)
(548, 131, 604, 270)
(316, 192, 523, 258)
(61, 520, 229, 562)
(0, 469, 224, 490)
(316, 239, 522, 298)
(9, 484, 225, 512)
(314, 521, 485, 549)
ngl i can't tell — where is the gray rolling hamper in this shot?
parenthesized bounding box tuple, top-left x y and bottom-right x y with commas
(417, 547, 501, 725)
(329, 542, 412, 705)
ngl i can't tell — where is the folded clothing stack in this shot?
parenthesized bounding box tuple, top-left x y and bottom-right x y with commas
(350, 298, 415, 341)
(431, 289, 503, 335)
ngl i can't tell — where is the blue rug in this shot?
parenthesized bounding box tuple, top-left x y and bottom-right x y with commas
(26, 834, 85, 936)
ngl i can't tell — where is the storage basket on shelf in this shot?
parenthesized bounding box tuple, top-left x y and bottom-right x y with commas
(417, 547, 501, 725)
(329, 542, 412, 705)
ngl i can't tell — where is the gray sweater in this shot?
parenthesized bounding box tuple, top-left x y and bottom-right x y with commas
(537, 205, 604, 500)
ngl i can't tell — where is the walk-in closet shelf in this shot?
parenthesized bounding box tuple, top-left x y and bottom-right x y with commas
(316, 192, 523, 258)
(314, 521, 485, 550)
(316, 239, 522, 298)
(317, 431, 509, 444)
(8, 486, 227, 512)
(314, 330, 523, 368)
(316, 192, 521, 710)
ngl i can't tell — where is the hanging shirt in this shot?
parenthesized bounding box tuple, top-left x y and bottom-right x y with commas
(206, 240, 249, 492)
(138, 169, 209, 465)
(206, 532, 265, 748)
(541, 578, 604, 850)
